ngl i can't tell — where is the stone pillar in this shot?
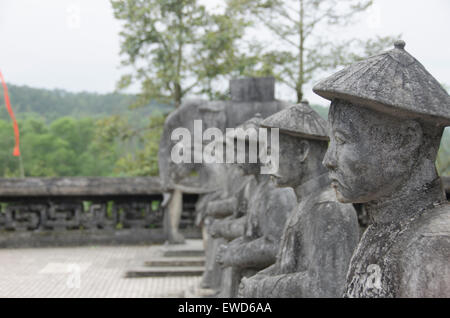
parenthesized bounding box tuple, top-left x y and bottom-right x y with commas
(229, 77, 275, 102)
(226, 77, 279, 128)
(164, 188, 185, 244)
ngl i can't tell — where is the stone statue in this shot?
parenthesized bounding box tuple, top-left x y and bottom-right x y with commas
(215, 116, 297, 297)
(190, 78, 291, 291)
(197, 164, 255, 290)
(238, 101, 360, 297)
(313, 40, 450, 297)
(158, 77, 290, 192)
(159, 99, 228, 243)
(202, 121, 258, 294)
(158, 77, 291, 244)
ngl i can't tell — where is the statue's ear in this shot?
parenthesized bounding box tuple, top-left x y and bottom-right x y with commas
(298, 140, 310, 163)
(400, 120, 422, 152)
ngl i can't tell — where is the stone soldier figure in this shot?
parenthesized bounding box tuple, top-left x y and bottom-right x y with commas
(207, 118, 262, 243)
(238, 101, 360, 297)
(314, 40, 450, 297)
(207, 167, 255, 243)
(159, 77, 291, 244)
(197, 163, 255, 290)
(204, 120, 259, 296)
(215, 115, 296, 297)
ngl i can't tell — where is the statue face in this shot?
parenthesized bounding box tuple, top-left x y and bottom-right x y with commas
(271, 133, 307, 187)
(323, 100, 421, 203)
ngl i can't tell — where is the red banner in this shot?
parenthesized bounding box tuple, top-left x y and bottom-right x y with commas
(0, 70, 20, 156)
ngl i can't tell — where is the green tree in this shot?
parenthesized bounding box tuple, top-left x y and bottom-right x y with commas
(114, 113, 166, 176)
(111, 0, 251, 107)
(230, 0, 398, 102)
(0, 119, 20, 177)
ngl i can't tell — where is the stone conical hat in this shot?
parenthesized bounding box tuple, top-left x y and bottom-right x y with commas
(313, 40, 450, 126)
(226, 113, 263, 143)
(261, 101, 329, 141)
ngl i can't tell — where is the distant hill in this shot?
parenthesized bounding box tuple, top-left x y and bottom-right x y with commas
(0, 84, 172, 123)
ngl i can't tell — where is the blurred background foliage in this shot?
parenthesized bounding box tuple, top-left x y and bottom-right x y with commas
(0, 84, 170, 177)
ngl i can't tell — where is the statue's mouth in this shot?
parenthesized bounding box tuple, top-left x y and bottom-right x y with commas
(330, 175, 345, 190)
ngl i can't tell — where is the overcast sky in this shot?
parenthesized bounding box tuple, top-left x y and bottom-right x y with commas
(0, 0, 449, 106)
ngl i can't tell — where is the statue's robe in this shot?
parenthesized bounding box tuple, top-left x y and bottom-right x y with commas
(200, 167, 254, 290)
(219, 176, 296, 297)
(345, 179, 450, 298)
(240, 173, 359, 297)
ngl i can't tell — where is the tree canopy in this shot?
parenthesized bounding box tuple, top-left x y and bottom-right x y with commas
(0, 85, 168, 177)
(228, 0, 399, 102)
(111, 0, 253, 107)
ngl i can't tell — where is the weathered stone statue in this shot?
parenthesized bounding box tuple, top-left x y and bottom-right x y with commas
(207, 183, 251, 243)
(197, 164, 255, 290)
(185, 78, 291, 290)
(238, 101, 360, 297)
(215, 116, 297, 297)
(313, 40, 450, 297)
(159, 99, 227, 243)
(206, 118, 260, 243)
(202, 120, 258, 294)
(158, 77, 291, 244)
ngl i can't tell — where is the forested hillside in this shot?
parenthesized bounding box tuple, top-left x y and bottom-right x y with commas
(0, 84, 171, 122)
(0, 84, 170, 177)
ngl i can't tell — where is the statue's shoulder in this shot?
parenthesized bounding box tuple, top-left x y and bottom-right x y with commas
(268, 186, 296, 210)
(398, 203, 450, 297)
(314, 187, 358, 221)
(296, 187, 359, 247)
(409, 203, 450, 241)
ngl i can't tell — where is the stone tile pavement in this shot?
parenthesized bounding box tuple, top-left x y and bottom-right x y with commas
(0, 244, 202, 298)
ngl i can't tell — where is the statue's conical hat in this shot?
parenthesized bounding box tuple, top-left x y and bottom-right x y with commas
(261, 100, 329, 141)
(313, 40, 450, 126)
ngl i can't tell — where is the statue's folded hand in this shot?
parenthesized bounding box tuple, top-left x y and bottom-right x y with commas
(216, 244, 230, 268)
(237, 278, 247, 298)
(238, 277, 257, 298)
(208, 220, 220, 237)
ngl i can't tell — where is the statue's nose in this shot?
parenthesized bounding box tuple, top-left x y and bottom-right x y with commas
(322, 148, 337, 171)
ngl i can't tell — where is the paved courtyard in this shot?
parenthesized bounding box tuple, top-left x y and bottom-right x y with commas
(0, 244, 202, 298)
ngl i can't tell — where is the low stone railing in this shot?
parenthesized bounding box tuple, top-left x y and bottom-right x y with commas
(0, 177, 200, 248)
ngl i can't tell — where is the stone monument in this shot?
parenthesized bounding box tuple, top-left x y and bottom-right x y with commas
(238, 101, 360, 297)
(313, 40, 450, 297)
